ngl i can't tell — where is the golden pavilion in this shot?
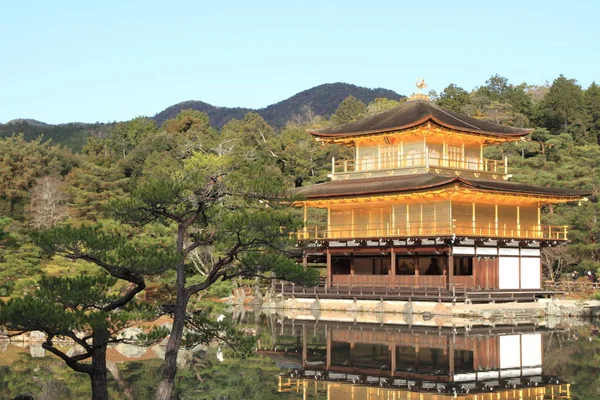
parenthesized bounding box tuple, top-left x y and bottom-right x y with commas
(291, 95, 588, 299)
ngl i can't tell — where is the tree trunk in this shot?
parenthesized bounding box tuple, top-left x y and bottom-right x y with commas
(155, 290, 190, 400)
(90, 328, 110, 400)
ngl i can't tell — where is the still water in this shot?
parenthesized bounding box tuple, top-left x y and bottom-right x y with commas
(1, 311, 599, 399)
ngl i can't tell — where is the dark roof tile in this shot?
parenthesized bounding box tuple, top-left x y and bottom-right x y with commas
(295, 173, 589, 200)
(311, 100, 530, 138)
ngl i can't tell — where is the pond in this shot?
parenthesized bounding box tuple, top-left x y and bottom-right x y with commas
(1, 310, 599, 399)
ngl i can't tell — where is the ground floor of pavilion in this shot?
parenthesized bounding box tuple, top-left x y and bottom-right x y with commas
(278, 238, 558, 303)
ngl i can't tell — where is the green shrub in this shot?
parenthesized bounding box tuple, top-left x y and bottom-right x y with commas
(206, 280, 234, 298)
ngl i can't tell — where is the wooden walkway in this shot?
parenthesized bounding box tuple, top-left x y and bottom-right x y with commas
(275, 281, 559, 304)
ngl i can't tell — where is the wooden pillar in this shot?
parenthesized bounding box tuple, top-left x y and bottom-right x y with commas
(302, 325, 307, 367)
(302, 256, 308, 269)
(303, 203, 308, 239)
(517, 205, 521, 238)
(449, 335, 455, 378)
(390, 343, 397, 376)
(415, 343, 420, 371)
(449, 197, 454, 235)
(420, 203, 423, 236)
(494, 203, 499, 236)
(495, 256, 499, 289)
(472, 202, 476, 235)
(423, 135, 428, 168)
(327, 201, 331, 239)
(400, 138, 404, 167)
(479, 142, 484, 170)
(390, 248, 396, 283)
(537, 203, 542, 238)
(484, 258, 490, 289)
(406, 204, 410, 236)
(391, 204, 396, 236)
(442, 139, 447, 167)
(473, 256, 478, 289)
(326, 249, 332, 288)
(433, 202, 437, 235)
(326, 327, 331, 368)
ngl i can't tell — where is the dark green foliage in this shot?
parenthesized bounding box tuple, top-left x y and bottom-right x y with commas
(537, 75, 587, 139)
(0, 120, 113, 152)
(439, 75, 531, 127)
(437, 83, 471, 112)
(152, 100, 251, 130)
(585, 82, 600, 144)
(32, 224, 180, 275)
(0, 221, 43, 296)
(107, 117, 158, 159)
(331, 95, 367, 125)
(66, 162, 129, 221)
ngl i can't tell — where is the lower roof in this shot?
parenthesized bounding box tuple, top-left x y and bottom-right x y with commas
(294, 173, 590, 200)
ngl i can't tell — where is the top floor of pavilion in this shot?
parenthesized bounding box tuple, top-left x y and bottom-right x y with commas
(310, 99, 531, 181)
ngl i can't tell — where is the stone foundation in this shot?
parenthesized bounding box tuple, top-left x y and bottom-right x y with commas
(261, 295, 600, 326)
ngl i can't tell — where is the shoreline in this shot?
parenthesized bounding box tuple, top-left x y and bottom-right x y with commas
(260, 296, 600, 325)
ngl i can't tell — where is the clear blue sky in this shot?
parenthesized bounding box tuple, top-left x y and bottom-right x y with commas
(1, 0, 598, 124)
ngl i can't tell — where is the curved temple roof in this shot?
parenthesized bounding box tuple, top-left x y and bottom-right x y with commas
(310, 100, 531, 139)
(295, 173, 590, 200)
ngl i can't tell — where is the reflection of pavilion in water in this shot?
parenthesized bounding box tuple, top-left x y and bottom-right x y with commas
(262, 319, 570, 399)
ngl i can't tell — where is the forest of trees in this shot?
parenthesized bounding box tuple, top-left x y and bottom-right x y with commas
(0, 73, 599, 398)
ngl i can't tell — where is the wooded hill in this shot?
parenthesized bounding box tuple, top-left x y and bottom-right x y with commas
(0, 83, 403, 151)
(152, 83, 404, 128)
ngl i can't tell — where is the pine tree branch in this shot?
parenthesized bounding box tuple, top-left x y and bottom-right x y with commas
(43, 335, 93, 374)
(183, 234, 215, 256)
(102, 282, 146, 312)
(64, 331, 93, 352)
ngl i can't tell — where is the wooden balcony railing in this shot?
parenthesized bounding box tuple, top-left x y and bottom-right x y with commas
(298, 222, 569, 241)
(332, 154, 508, 175)
(331, 274, 460, 289)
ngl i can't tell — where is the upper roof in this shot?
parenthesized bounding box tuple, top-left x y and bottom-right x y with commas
(295, 173, 590, 200)
(310, 100, 531, 139)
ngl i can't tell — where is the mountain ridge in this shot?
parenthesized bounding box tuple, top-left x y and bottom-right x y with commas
(0, 82, 404, 151)
(151, 83, 404, 128)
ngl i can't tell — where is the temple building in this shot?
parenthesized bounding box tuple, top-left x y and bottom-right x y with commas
(292, 96, 588, 299)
